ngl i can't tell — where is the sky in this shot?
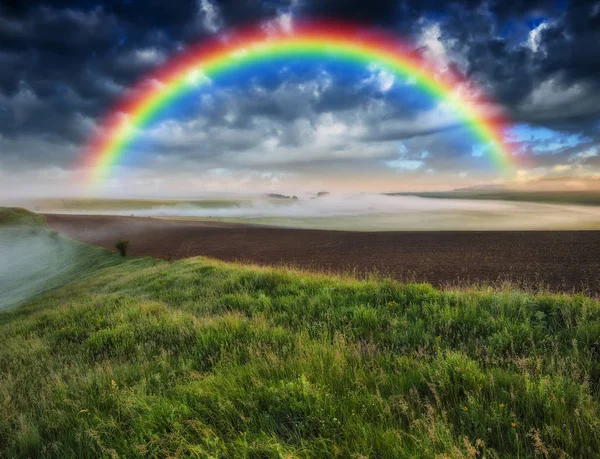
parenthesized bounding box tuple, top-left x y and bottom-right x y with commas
(0, 0, 599, 197)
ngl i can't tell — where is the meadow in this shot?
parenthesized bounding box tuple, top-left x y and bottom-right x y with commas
(1, 209, 600, 457)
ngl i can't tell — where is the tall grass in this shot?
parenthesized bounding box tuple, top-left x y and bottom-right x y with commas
(1, 209, 600, 457)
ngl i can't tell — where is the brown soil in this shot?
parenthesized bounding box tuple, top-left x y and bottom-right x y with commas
(46, 214, 600, 295)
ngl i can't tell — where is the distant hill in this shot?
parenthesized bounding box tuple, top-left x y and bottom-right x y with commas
(451, 184, 508, 192)
(385, 189, 600, 206)
(266, 193, 298, 200)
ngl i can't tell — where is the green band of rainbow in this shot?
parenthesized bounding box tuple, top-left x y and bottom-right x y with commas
(80, 21, 515, 185)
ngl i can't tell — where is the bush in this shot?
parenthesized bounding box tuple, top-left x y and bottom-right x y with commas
(115, 239, 129, 257)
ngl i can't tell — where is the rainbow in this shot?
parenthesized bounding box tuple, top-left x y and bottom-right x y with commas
(80, 21, 515, 185)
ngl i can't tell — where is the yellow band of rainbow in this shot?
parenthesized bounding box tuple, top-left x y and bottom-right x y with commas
(80, 21, 516, 186)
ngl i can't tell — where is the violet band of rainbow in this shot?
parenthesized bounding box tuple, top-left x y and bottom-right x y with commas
(80, 21, 516, 186)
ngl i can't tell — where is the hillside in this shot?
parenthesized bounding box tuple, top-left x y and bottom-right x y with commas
(0, 208, 126, 310)
(1, 210, 600, 457)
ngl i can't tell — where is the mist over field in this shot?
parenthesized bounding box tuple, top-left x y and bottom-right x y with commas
(31, 194, 600, 231)
(0, 225, 76, 309)
(0, 210, 122, 310)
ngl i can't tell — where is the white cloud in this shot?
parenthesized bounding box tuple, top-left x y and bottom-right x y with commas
(185, 68, 211, 87)
(197, 0, 222, 33)
(368, 102, 462, 140)
(277, 12, 294, 34)
(262, 12, 294, 35)
(418, 23, 450, 70)
(571, 149, 598, 161)
(261, 0, 302, 35)
(386, 158, 424, 170)
(518, 77, 600, 120)
(416, 21, 468, 73)
(364, 64, 395, 92)
(134, 48, 166, 65)
(115, 48, 166, 71)
(553, 164, 572, 172)
(527, 21, 549, 54)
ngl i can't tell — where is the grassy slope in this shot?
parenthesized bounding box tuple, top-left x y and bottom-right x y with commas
(0, 208, 125, 310)
(1, 212, 600, 457)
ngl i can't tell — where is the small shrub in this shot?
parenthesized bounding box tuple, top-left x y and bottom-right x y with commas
(115, 239, 129, 257)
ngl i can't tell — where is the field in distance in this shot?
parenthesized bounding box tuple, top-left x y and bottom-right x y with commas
(46, 213, 600, 296)
(25, 192, 600, 231)
(388, 189, 600, 206)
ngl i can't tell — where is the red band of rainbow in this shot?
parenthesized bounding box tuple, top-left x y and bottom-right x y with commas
(79, 21, 516, 186)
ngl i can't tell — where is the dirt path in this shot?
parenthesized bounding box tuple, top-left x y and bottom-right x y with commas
(46, 213, 600, 295)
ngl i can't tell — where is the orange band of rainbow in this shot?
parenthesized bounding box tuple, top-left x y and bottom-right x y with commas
(80, 21, 515, 186)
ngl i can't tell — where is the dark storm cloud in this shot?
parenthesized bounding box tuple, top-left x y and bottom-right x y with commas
(444, 0, 600, 128)
(0, 0, 599, 179)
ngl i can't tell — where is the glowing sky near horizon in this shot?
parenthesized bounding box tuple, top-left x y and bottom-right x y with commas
(0, 1, 599, 197)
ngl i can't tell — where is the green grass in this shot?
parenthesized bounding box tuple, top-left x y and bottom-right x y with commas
(1, 210, 600, 457)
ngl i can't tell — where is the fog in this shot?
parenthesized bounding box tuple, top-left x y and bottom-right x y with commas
(0, 225, 79, 310)
(2, 193, 600, 310)
(119, 194, 514, 218)
(0, 219, 122, 310)
(37, 193, 600, 231)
